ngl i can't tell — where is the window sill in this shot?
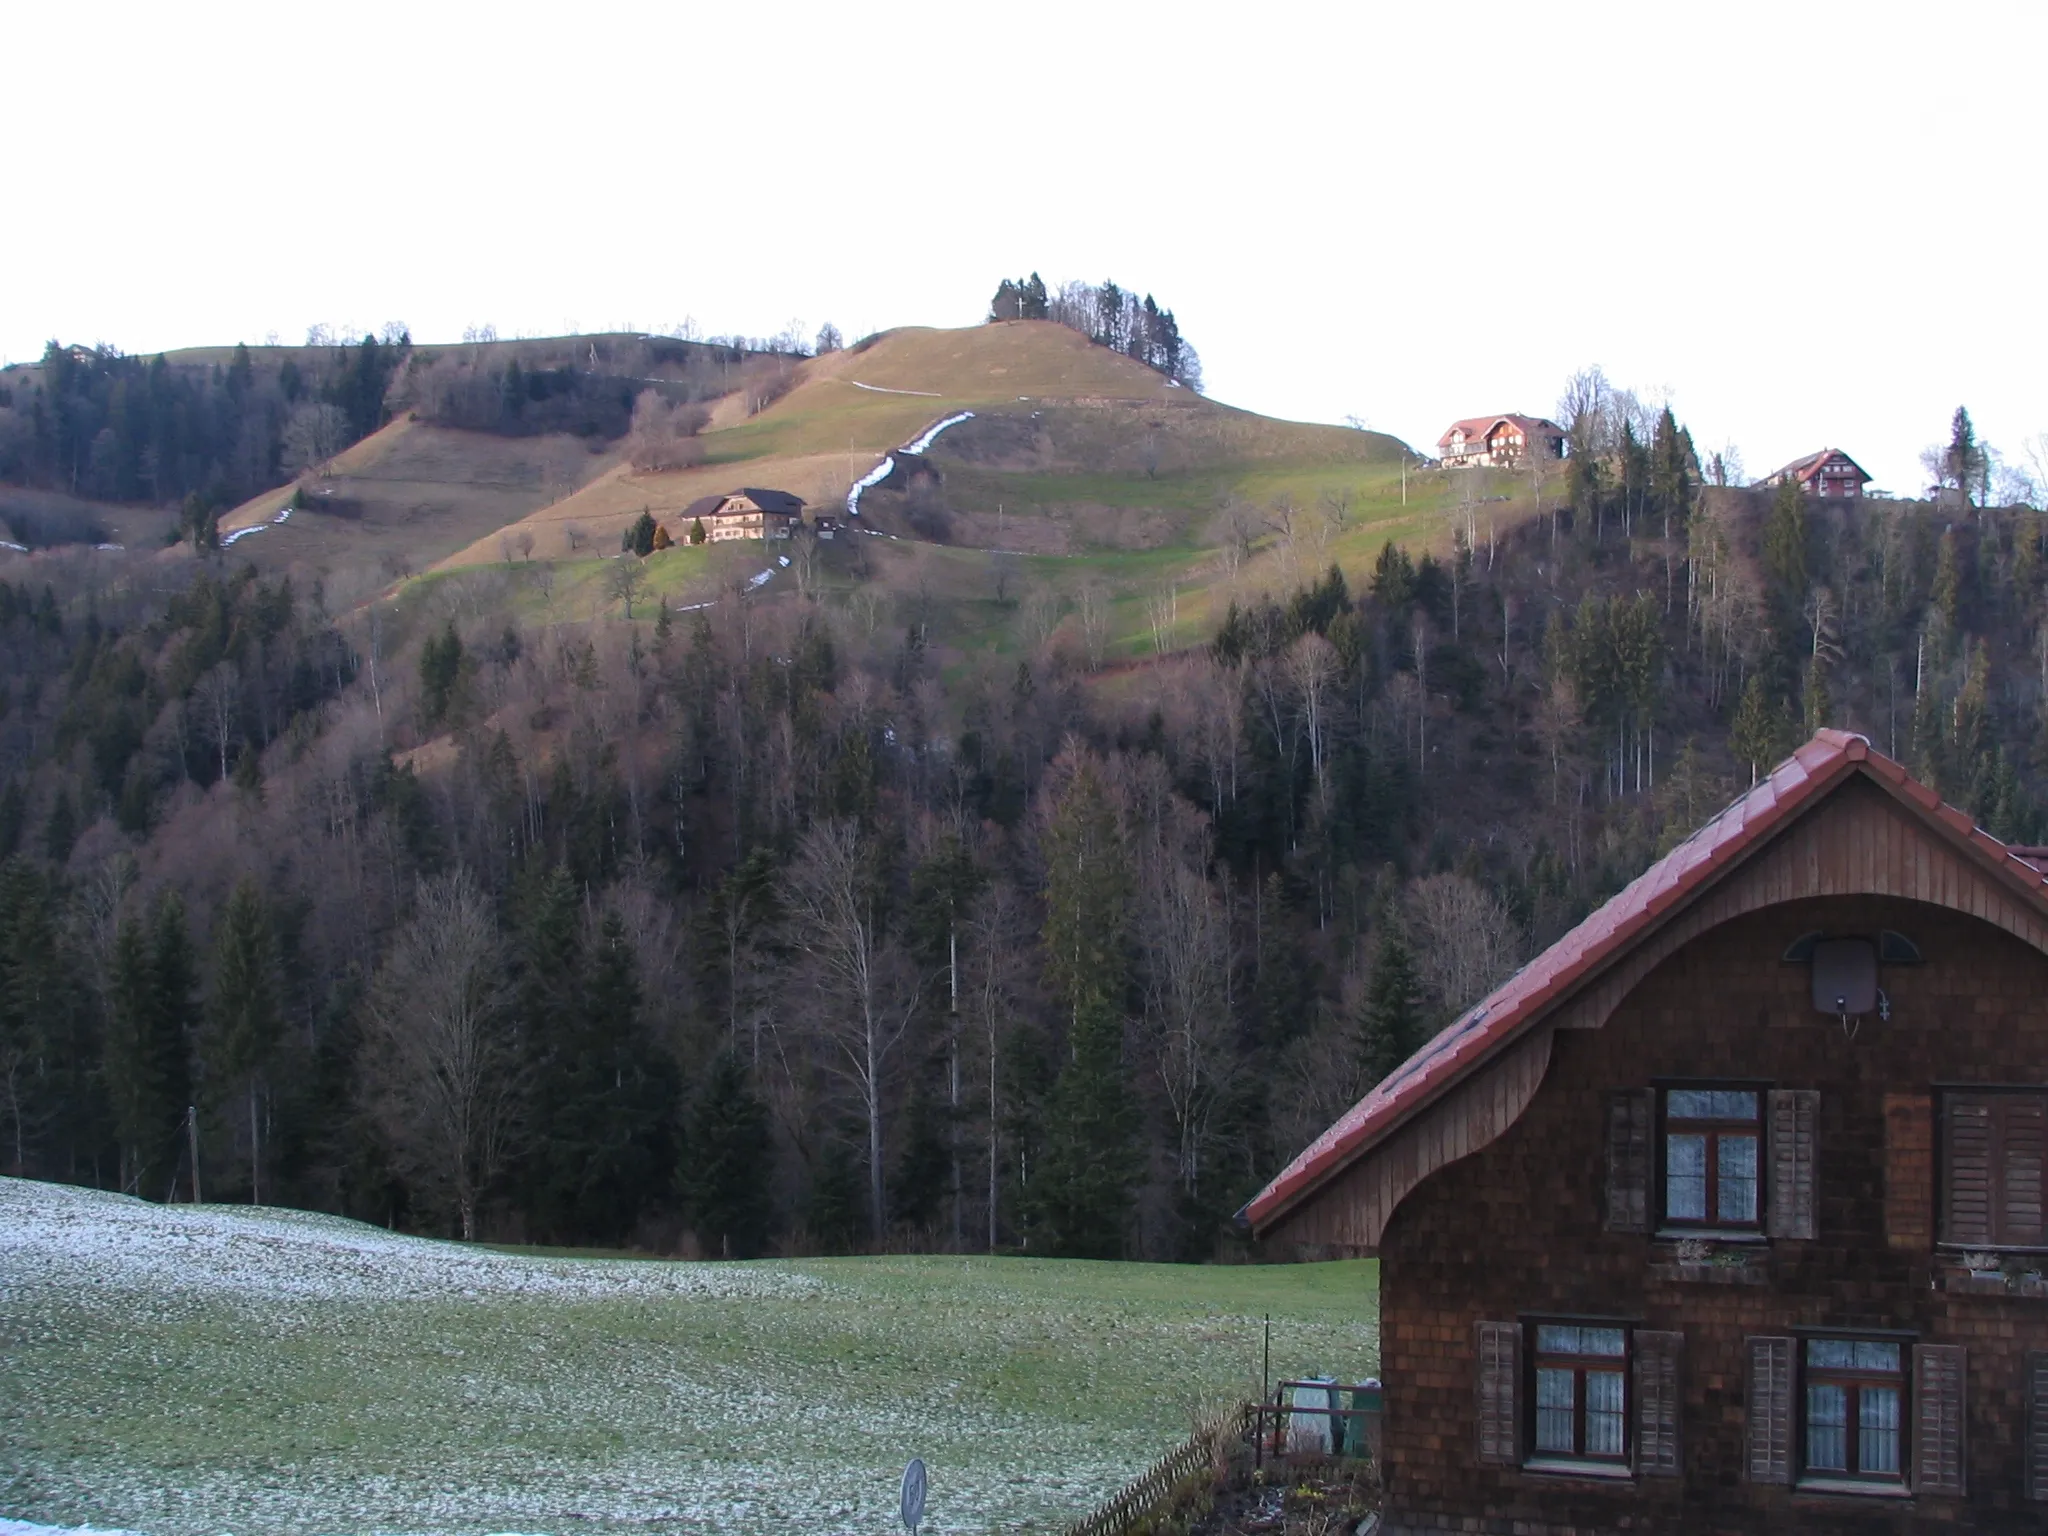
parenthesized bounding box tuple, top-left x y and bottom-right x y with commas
(1794, 1476, 1910, 1499)
(1653, 1227, 1766, 1243)
(1933, 1265, 2048, 1298)
(1648, 1259, 1769, 1285)
(1521, 1456, 1633, 1481)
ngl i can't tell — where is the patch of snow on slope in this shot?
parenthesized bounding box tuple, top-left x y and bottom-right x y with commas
(901, 412, 974, 455)
(846, 455, 894, 517)
(0, 1522, 149, 1536)
(0, 1177, 820, 1305)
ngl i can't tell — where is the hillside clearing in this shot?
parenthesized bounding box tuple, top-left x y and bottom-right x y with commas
(1, 1179, 1377, 1536)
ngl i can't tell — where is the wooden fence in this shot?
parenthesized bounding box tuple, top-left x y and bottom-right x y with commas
(1060, 1402, 1255, 1536)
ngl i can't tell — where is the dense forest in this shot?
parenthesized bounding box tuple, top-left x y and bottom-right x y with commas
(2, 386, 2045, 1263)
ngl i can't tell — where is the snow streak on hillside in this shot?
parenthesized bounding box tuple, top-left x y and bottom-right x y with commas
(0, 1177, 818, 1305)
(846, 412, 974, 517)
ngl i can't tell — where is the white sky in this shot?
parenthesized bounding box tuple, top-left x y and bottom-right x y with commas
(6, 1, 2044, 495)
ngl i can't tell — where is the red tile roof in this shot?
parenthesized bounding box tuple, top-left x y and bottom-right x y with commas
(1241, 729, 2048, 1237)
(1764, 448, 1871, 487)
(1435, 414, 1563, 452)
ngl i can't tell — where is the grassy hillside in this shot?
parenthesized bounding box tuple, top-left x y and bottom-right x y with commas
(2, 1178, 1375, 1536)
(213, 416, 621, 592)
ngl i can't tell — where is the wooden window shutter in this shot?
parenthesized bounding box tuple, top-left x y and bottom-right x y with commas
(1766, 1089, 1818, 1240)
(1943, 1093, 1995, 1247)
(1475, 1321, 1521, 1467)
(2025, 1350, 2048, 1502)
(1633, 1330, 1683, 1478)
(1913, 1344, 1966, 1497)
(2001, 1096, 2047, 1247)
(1744, 1336, 1793, 1485)
(1604, 1089, 1654, 1233)
(1883, 1092, 1934, 1250)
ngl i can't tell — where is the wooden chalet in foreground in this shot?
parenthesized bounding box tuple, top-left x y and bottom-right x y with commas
(1245, 730, 2048, 1533)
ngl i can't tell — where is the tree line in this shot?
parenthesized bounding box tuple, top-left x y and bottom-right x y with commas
(0, 338, 405, 518)
(988, 273, 1202, 391)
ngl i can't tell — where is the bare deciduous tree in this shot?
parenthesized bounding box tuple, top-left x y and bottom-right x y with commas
(282, 402, 350, 477)
(1285, 633, 1340, 798)
(1405, 873, 1523, 1023)
(605, 557, 648, 619)
(1140, 859, 1233, 1197)
(359, 869, 516, 1241)
(781, 820, 923, 1242)
(1078, 582, 1110, 671)
(192, 662, 241, 783)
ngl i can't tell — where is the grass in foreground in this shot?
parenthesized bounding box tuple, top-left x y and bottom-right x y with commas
(1, 1180, 1376, 1536)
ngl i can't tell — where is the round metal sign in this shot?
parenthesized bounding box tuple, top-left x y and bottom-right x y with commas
(899, 1457, 928, 1532)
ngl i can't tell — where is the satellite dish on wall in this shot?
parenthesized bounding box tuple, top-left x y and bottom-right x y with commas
(900, 1457, 927, 1534)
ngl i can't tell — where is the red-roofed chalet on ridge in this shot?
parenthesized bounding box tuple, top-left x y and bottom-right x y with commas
(1244, 729, 2048, 1534)
(1436, 414, 1566, 468)
(1763, 448, 1872, 499)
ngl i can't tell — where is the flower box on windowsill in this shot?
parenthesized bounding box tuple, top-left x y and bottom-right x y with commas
(1649, 1245, 1768, 1285)
(1935, 1264, 2048, 1298)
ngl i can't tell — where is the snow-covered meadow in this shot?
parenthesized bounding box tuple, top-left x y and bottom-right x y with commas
(1, 1178, 1378, 1535)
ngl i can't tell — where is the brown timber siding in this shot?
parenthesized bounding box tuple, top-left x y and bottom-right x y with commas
(1356, 784, 2048, 1535)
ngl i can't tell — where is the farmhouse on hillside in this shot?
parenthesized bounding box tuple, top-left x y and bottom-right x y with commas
(681, 488, 805, 541)
(1245, 729, 2048, 1535)
(1763, 449, 1871, 499)
(1436, 415, 1566, 468)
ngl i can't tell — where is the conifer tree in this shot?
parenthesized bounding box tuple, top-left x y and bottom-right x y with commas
(1355, 927, 1422, 1087)
(806, 1137, 864, 1252)
(560, 908, 675, 1243)
(418, 621, 463, 728)
(1761, 478, 1809, 677)
(1033, 757, 1134, 1258)
(689, 1049, 772, 1257)
(207, 877, 282, 1203)
(105, 918, 164, 1194)
(1730, 674, 1783, 785)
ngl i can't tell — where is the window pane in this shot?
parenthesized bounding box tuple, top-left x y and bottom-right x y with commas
(1585, 1369, 1625, 1456)
(1807, 1384, 1848, 1471)
(1807, 1339, 1856, 1369)
(1859, 1386, 1900, 1474)
(1853, 1342, 1900, 1373)
(1536, 1325, 1579, 1354)
(1535, 1368, 1576, 1453)
(1668, 1088, 1758, 1120)
(1579, 1327, 1626, 1357)
(1667, 1134, 1707, 1220)
(1719, 1134, 1759, 1222)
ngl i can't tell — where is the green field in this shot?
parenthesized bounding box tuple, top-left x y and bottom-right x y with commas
(1, 1178, 1377, 1535)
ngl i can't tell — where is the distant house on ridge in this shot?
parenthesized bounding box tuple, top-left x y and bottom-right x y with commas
(681, 488, 805, 541)
(1762, 449, 1871, 500)
(1436, 414, 1566, 468)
